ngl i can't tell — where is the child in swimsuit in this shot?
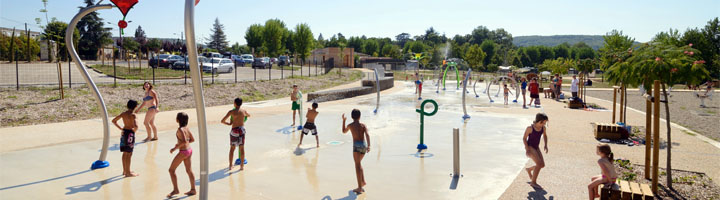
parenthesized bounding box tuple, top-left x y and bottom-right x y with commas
(588, 144, 617, 200)
(135, 82, 159, 142)
(523, 113, 549, 189)
(167, 112, 196, 198)
(342, 109, 371, 194)
(299, 102, 320, 147)
(503, 84, 510, 105)
(111, 100, 139, 177)
(418, 75, 424, 100)
(521, 78, 528, 108)
(291, 85, 300, 126)
(221, 98, 251, 171)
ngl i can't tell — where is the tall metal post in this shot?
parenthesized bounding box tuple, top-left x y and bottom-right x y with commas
(66, 3, 113, 169)
(69, 59, 72, 88)
(462, 68, 471, 119)
(113, 51, 116, 87)
(234, 60, 237, 83)
(373, 68, 380, 113)
(184, 0, 209, 198)
(15, 56, 19, 90)
(453, 128, 460, 177)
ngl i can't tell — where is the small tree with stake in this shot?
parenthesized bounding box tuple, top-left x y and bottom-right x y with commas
(607, 41, 708, 190)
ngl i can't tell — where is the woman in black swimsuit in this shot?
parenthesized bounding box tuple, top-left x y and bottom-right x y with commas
(135, 82, 160, 141)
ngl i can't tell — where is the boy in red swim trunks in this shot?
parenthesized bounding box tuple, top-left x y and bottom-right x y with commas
(112, 100, 139, 177)
(221, 98, 251, 171)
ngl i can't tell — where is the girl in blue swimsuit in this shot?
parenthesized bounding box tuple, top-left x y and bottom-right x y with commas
(135, 82, 160, 141)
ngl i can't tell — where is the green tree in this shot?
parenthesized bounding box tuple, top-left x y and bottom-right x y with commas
(245, 24, 264, 56)
(284, 30, 295, 56)
(316, 33, 325, 48)
(134, 25, 147, 55)
(464, 44, 486, 71)
(43, 20, 79, 61)
(122, 37, 139, 53)
(599, 30, 635, 70)
(607, 42, 708, 190)
(206, 18, 228, 51)
(480, 40, 497, 66)
(681, 28, 717, 79)
(77, 0, 111, 60)
(262, 19, 286, 57)
(146, 38, 161, 53)
(553, 43, 570, 59)
(539, 57, 574, 75)
(702, 17, 720, 78)
(363, 39, 379, 56)
(293, 23, 314, 64)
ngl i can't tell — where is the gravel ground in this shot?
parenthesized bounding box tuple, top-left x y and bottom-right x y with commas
(615, 161, 720, 199)
(582, 90, 720, 141)
(0, 69, 361, 127)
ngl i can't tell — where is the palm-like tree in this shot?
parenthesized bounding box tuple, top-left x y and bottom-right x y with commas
(610, 41, 708, 189)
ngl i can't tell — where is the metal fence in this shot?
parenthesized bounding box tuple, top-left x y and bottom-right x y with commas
(1, 57, 331, 90)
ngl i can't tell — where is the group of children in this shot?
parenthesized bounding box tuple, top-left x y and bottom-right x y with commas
(110, 84, 372, 197)
(523, 113, 617, 200)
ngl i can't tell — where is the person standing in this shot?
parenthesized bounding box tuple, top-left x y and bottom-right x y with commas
(521, 77, 528, 109)
(135, 82, 159, 142)
(571, 75, 579, 98)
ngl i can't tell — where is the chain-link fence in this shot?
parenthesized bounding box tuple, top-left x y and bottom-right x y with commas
(1, 55, 332, 90)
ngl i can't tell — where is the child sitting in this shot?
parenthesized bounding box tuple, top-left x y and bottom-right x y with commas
(588, 144, 617, 200)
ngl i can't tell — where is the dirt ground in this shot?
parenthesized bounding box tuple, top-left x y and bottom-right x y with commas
(0, 69, 361, 127)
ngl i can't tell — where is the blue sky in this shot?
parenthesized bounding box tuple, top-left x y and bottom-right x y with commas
(1, 0, 718, 44)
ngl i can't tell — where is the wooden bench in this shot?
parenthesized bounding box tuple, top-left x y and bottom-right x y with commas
(594, 123, 628, 140)
(601, 180, 655, 200)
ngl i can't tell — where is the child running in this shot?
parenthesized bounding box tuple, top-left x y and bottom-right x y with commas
(298, 102, 320, 147)
(503, 84, 510, 105)
(221, 98, 251, 171)
(111, 100, 139, 177)
(167, 112, 196, 198)
(588, 144, 617, 200)
(523, 113, 549, 189)
(342, 109, 371, 194)
(290, 85, 300, 126)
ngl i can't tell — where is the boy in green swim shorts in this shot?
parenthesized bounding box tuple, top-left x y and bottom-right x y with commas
(290, 84, 300, 126)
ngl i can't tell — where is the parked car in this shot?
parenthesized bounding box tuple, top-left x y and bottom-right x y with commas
(278, 56, 290, 66)
(150, 54, 184, 68)
(270, 58, 278, 64)
(201, 52, 223, 59)
(241, 54, 254, 64)
(172, 56, 208, 70)
(202, 58, 235, 73)
(230, 55, 245, 65)
(252, 57, 271, 69)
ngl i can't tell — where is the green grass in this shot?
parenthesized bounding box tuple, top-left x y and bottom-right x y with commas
(7, 95, 16, 99)
(683, 130, 697, 136)
(90, 64, 212, 80)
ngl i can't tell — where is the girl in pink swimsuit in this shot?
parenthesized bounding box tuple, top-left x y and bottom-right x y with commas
(168, 112, 196, 198)
(588, 144, 617, 200)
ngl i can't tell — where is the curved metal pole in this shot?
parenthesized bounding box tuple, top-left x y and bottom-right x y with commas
(462, 68, 471, 119)
(473, 79, 480, 97)
(373, 68, 380, 113)
(486, 77, 496, 102)
(66, 4, 113, 170)
(184, 1, 209, 199)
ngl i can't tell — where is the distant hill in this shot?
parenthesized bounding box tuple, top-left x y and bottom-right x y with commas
(513, 35, 605, 49)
